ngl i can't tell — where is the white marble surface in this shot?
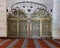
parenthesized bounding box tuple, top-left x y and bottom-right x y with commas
(53, 0, 60, 39)
(0, 0, 7, 37)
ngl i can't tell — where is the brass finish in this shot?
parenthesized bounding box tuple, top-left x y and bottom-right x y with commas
(7, 20, 17, 37)
(40, 20, 42, 37)
(8, 17, 52, 38)
(19, 20, 27, 37)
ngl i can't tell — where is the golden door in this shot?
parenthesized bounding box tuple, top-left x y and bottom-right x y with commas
(8, 20, 40, 37)
(19, 20, 28, 37)
(8, 20, 17, 37)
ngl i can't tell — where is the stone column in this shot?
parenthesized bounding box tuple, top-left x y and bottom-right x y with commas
(0, 0, 7, 37)
(53, 0, 60, 39)
(40, 20, 42, 37)
(27, 14, 31, 37)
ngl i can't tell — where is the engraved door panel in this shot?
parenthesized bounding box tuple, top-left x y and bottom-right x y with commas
(30, 20, 40, 37)
(19, 20, 28, 37)
(42, 20, 51, 36)
(8, 20, 17, 37)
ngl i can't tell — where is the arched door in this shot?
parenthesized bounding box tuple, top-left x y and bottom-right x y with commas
(7, 1, 52, 38)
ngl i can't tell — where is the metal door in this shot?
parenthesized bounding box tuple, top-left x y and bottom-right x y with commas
(19, 20, 28, 37)
(30, 20, 40, 38)
(8, 20, 17, 37)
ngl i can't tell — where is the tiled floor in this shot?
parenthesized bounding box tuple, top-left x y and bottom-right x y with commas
(0, 38, 60, 48)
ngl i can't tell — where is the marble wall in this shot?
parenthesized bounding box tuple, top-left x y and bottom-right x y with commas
(0, 0, 7, 37)
(52, 0, 60, 39)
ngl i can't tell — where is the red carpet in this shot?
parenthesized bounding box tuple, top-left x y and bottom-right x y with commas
(46, 39, 60, 48)
(0, 38, 60, 48)
(0, 39, 6, 43)
(12, 39, 24, 48)
(0, 39, 15, 48)
(27, 39, 36, 48)
(38, 39, 50, 48)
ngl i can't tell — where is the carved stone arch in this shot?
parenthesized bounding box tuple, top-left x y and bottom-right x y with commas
(8, 1, 48, 19)
(7, 1, 52, 38)
(11, 1, 47, 10)
(31, 8, 52, 19)
(7, 8, 27, 19)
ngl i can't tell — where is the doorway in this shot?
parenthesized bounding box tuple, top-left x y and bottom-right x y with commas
(8, 19, 40, 38)
(30, 20, 40, 38)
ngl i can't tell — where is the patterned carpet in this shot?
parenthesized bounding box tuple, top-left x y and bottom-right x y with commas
(0, 38, 60, 48)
